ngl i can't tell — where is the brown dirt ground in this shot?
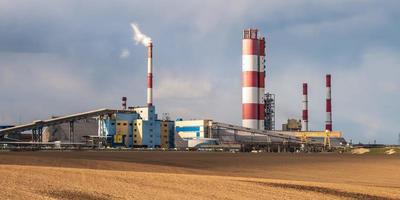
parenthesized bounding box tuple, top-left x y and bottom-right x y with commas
(0, 151, 399, 199)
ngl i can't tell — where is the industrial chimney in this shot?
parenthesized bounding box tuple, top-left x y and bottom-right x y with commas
(122, 97, 127, 110)
(302, 83, 308, 131)
(242, 28, 265, 130)
(147, 42, 153, 107)
(325, 74, 332, 131)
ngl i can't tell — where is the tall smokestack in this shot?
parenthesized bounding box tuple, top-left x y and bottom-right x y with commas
(302, 83, 308, 131)
(147, 42, 153, 106)
(122, 97, 127, 110)
(242, 29, 265, 130)
(325, 74, 332, 131)
(130, 23, 153, 107)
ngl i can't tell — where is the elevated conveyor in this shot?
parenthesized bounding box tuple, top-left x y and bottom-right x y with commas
(211, 122, 301, 143)
(0, 109, 135, 142)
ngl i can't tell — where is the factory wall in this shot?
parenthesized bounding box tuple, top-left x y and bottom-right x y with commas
(160, 120, 175, 148)
(174, 119, 212, 148)
(43, 118, 98, 143)
(133, 106, 157, 121)
(175, 120, 211, 139)
(133, 119, 160, 148)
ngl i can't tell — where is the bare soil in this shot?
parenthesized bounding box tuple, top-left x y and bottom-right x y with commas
(0, 151, 399, 199)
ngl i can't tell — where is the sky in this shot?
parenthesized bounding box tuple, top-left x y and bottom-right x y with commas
(0, 0, 399, 144)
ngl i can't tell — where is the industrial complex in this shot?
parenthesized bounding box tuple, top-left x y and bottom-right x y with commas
(0, 28, 345, 152)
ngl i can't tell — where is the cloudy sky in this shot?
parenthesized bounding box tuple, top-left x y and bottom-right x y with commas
(0, 0, 399, 144)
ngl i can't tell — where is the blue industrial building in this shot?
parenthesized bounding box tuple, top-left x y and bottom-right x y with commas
(98, 106, 173, 148)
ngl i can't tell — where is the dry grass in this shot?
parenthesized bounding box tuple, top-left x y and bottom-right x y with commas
(0, 151, 399, 199)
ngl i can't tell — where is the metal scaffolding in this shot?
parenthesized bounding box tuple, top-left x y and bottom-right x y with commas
(264, 93, 275, 130)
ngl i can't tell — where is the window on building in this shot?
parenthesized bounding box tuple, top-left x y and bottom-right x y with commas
(134, 140, 137, 143)
(123, 123, 127, 126)
(129, 123, 133, 126)
(150, 135, 153, 138)
(150, 140, 152, 143)
(134, 135, 137, 138)
(117, 123, 121, 125)
(150, 129, 153, 132)
(134, 129, 137, 132)
(111, 123, 115, 125)
(164, 124, 167, 127)
(134, 123, 137, 126)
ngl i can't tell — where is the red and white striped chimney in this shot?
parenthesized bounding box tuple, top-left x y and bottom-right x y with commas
(302, 83, 308, 131)
(325, 74, 332, 131)
(147, 42, 153, 107)
(242, 29, 265, 130)
(122, 97, 127, 110)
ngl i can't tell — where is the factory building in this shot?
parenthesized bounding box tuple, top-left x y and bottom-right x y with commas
(98, 106, 175, 148)
(282, 119, 302, 131)
(43, 118, 98, 143)
(0, 27, 346, 151)
(174, 120, 216, 148)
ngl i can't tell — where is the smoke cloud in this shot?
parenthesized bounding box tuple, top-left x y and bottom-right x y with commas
(120, 48, 130, 59)
(130, 23, 152, 46)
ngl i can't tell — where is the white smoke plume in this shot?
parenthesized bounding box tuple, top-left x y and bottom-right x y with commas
(130, 23, 152, 46)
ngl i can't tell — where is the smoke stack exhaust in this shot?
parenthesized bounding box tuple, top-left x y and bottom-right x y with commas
(147, 42, 153, 106)
(302, 83, 308, 131)
(325, 74, 332, 131)
(122, 97, 127, 110)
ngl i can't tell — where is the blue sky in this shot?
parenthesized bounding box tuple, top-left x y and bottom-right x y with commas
(0, 0, 399, 144)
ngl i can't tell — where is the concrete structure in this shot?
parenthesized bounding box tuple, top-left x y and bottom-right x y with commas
(325, 74, 332, 131)
(302, 83, 309, 131)
(242, 29, 265, 130)
(282, 119, 302, 131)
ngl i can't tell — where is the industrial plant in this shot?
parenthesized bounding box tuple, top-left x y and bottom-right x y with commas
(0, 28, 345, 152)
